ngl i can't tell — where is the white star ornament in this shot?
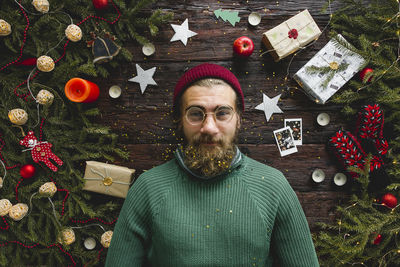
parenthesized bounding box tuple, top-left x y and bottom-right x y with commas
(255, 93, 283, 122)
(128, 64, 157, 94)
(170, 18, 198, 46)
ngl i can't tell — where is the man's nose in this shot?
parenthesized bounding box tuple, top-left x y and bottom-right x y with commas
(200, 114, 219, 135)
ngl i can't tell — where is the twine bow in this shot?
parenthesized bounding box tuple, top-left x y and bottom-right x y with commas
(21, 140, 48, 152)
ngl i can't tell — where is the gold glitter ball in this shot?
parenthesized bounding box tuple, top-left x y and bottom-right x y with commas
(329, 61, 339, 70)
(39, 182, 57, 197)
(36, 89, 54, 105)
(9, 203, 29, 221)
(101, 230, 113, 248)
(58, 228, 75, 245)
(32, 0, 49, 13)
(8, 108, 28, 126)
(0, 199, 12, 216)
(37, 55, 55, 72)
(65, 24, 82, 42)
(0, 19, 12, 36)
(103, 176, 113, 186)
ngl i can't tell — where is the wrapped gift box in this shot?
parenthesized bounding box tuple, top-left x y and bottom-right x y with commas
(293, 34, 366, 104)
(262, 9, 321, 61)
(83, 161, 135, 198)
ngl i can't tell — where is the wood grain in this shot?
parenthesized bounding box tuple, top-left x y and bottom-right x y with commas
(96, 0, 353, 230)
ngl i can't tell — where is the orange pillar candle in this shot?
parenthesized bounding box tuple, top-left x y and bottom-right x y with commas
(64, 78, 100, 103)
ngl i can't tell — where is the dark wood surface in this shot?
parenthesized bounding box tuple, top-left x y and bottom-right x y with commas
(96, 0, 352, 230)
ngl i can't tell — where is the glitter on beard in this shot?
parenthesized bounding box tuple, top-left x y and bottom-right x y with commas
(183, 133, 236, 178)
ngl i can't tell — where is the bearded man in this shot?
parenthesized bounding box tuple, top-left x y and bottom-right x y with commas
(106, 63, 319, 266)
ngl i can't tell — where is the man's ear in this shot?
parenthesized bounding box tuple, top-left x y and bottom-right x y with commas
(236, 114, 241, 129)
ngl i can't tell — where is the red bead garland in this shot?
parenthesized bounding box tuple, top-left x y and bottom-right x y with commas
(0, 217, 9, 231)
(0, 1, 30, 72)
(0, 134, 20, 170)
(97, 247, 104, 260)
(57, 188, 70, 216)
(15, 178, 24, 202)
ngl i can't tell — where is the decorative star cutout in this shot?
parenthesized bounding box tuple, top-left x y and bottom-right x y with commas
(128, 64, 157, 94)
(170, 18, 198, 46)
(255, 93, 283, 122)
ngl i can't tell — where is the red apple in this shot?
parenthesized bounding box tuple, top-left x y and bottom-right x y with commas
(92, 0, 109, 10)
(233, 36, 254, 57)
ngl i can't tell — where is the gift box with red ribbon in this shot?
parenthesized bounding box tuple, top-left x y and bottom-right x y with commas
(262, 9, 321, 61)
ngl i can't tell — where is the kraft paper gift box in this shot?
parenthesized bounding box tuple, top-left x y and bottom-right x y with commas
(262, 9, 321, 61)
(83, 161, 135, 198)
(293, 34, 366, 104)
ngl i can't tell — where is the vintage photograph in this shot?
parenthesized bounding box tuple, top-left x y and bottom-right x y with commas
(285, 118, 302, 145)
(273, 127, 298, 157)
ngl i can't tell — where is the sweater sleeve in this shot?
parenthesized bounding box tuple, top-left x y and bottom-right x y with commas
(105, 174, 152, 266)
(271, 178, 320, 267)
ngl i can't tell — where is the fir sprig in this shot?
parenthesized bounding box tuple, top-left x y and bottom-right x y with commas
(306, 61, 350, 89)
(316, 0, 400, 265)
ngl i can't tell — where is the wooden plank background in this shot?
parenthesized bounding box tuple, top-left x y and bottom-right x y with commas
(95, 0, 353, 231)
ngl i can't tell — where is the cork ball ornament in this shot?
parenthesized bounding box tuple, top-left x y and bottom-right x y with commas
(0, 19, 12, 36)
(0, 177, 3, 188)
(9, 203, 29, 221)
(0, 199, 12, 216)
(36, 55, 55, 72)
(36, 89, 54, 105)
(65, 24, 82, 42)
(39, 182, 57, 197)
(32, 0, 49, 13)
(58, 228, 76, 245)
(101, 230, 113, 248)
(8, 108, 28, 125)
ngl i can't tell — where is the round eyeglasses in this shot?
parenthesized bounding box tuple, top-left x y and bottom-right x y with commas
(185, 106, 235, 125)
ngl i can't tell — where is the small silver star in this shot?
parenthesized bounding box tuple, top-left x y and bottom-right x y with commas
(170, 18, 198, 46)
(255, 93, 283, 122)
(128, 64, 157, 94)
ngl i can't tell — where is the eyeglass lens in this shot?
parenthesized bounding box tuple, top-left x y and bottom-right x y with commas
(186, 106, 234, 124)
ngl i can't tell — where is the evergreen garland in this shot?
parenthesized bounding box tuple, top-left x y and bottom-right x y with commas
(315, 0, 400, 265)
(0, 0, 172, 266)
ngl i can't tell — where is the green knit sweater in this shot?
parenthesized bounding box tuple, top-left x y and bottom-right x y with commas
(105, 154, 319, 266)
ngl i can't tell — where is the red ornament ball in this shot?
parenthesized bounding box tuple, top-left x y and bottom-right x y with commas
(20, 164, 36, 179)
(359, 67, 374, 82)
(92, 0, 108, 9)
(373, 234, 382, 245)
(381, 193, 398, 209)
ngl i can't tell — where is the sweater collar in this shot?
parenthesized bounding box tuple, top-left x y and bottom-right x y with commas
(174, 145, 243, 180)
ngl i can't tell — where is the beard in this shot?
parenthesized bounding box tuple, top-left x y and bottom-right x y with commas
(182, 130, 238, 178)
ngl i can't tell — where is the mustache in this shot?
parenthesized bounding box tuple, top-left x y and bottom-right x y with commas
(191, 134, 223, 145)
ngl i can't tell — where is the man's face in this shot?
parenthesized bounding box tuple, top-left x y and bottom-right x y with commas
(180, 83, 240, 177)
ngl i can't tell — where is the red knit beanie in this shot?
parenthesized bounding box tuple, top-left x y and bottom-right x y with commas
(173, 63, 244, 112)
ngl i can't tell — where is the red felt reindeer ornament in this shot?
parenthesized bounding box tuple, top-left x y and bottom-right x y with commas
(20, 131, 63, 172)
